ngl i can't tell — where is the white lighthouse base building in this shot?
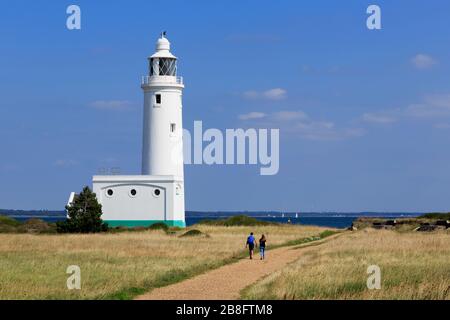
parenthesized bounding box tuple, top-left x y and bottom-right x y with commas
(92, 175, 185, 228)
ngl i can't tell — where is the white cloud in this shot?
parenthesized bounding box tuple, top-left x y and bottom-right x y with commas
(424, 94, 450, 108)
(238, 112, 266, 120)
(411, 54, 437, 70)
(239, 109, 364, 141)
(405, 94, 450, 118)
(362, 113, 396, 124)
(89, 100, 133, 110)
(242, 91, 259, 99)
(293, 121, 364, 141)
(359, 94, 450, 128)
(272, 110, 308, 121)
(263, 88, 287, 100)
(243, 88, 287, 100)
(238, 110, 307, 122)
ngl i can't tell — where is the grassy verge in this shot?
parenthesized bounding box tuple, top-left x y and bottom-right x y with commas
(271, 230, 341, 249)
(105, 255, 241, 300)
(0, 223, 333, 299)
(109, 228, 339, 300)
(241, 229, 450, 300)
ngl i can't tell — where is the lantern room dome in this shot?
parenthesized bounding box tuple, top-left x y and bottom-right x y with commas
(150, 33, 177, 59)
(156, 36, 170, 51)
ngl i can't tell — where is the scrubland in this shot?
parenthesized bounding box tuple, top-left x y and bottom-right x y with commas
(0, 223, 327, 299)
(242, 229, 450, 300)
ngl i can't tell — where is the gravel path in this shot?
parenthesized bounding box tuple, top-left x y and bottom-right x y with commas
(135, 233, 344, 300)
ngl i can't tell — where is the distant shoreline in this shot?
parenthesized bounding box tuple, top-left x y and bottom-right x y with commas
(1, 210, 422, 229)
(0, 209, 423, 218)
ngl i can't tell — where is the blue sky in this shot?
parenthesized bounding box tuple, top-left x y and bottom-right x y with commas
(1, 0, 450, 212)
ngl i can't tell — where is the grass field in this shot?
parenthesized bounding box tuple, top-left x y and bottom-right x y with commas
(241, 229, 450, 300)
(0, 224, 328, 299)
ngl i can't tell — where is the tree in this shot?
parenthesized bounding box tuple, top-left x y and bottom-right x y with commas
(57, 186, 108, 233)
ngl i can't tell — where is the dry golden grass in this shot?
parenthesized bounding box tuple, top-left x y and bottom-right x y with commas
(242, 229, 450, 300)
(0, 224, 327, 299)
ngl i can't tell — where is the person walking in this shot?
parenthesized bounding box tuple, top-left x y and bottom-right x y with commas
(246, 232, 257, 259)
(259, 234, 267, 260)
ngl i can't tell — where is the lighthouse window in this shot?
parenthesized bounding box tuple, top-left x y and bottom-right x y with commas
(150, 58, 158, 76)
(106, 189, 113, 197)
(170, 123, 176, 133)
(155, 94, 161, 104)
(154, 189, 161, 196)
(130, 189, 137, 196)
(150, 58, 176, 76)
(158, 58, 177, 76)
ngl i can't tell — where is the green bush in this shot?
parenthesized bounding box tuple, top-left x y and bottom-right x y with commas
(318, 230, 338, 238)
(17, 219, 56, 234)
(419, 212, 450, 220)
(0, 216, 56, 234)
(180, 229, 208, 237)
(199, 215, 276, 227)
(0, 215, 21, 227)
(57, 186, 108, 233)
(0, 216, 21, 233)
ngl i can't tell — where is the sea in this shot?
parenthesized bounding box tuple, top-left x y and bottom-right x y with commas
(2, 211, 421, 229)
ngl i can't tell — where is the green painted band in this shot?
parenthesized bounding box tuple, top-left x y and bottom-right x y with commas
(105, 220, 186, 228)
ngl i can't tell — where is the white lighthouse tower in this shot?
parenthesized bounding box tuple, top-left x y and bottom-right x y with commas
(142, 32, 184, 177)
(90, 33, 186, 228)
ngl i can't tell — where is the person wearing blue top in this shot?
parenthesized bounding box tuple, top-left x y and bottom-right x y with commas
(246, 232, 257, 259)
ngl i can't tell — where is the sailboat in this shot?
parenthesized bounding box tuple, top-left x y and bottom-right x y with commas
(295, 213, 298, 219)
(281, 213, 285, 218)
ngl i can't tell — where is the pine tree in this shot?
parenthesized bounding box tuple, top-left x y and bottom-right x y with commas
(57, 186, 108, 233)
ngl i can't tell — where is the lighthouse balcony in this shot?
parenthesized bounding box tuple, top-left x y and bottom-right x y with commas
(141, 75, 183, 87)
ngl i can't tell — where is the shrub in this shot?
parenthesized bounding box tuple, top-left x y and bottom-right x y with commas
(148, 223, 169, 231)
(56, 186, 108, 233)
(0, 216, 21, 233)
(180, 229, 208, 238)
(0, 215, 21, 227)
(319, 230, 338, 238)
(199, 215, 276, 227)
(419, 212, 450, 220)
(17, 219, 56, 234)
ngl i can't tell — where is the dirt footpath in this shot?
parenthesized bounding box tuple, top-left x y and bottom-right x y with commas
(135, 233, 344, 300)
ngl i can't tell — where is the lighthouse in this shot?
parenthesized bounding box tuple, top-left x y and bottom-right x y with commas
(142, 32, 184, 177)
(90, 33, 186, 228)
